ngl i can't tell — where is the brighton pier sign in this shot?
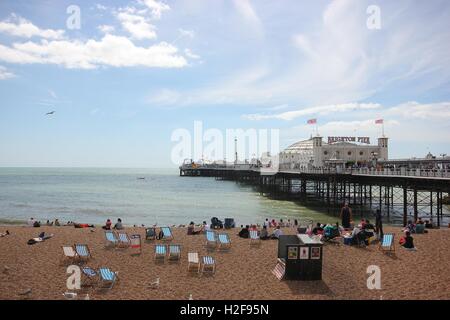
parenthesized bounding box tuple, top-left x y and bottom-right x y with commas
(328, 136, 371, 144)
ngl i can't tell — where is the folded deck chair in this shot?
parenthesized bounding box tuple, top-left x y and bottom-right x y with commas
(168, 244, 181, 261)
(81, 267, 98, 286)
(104, 230, 118, 248)
(145, 227, 156, 240)
(117, 232, 130, 248)
(161, 227, 173, 241)
(217, 233, 231, 250)
(187, 252, 200, 273)
(154, 244, 167, 261)
(98, 267, 118, 289)
(249, 230, 260, 245)
(379, 233, 395, 252)
(62, 245, 78, 263)
(75, 244, 92, 261)
(205, 230, 217, 249)
(201, 256, 216, 275)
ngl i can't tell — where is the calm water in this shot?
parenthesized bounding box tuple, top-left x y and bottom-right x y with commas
(0, 168, 335, 226)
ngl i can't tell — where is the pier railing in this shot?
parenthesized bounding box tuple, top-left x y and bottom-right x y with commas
(181, 164, 450, 179)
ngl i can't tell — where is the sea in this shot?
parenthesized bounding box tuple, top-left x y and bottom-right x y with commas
(0, 168, 340, 227)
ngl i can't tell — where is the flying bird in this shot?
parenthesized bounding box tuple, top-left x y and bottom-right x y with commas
(45, 111, 55, 115)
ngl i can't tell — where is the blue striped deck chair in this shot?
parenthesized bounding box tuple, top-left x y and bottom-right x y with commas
(379, 233, 395, 252)
(74, 244, 92, 261)
(145, 227, 156, 241)
(217, 233, 231, 250)
(81, 267, 98, 286)
(201, 256, 216, 274)
(99, 267, 118, 289)
(168, 244, 181, 261)
(205, 230, 217, 249)
(105, 230, 118, 248)
(117, 232, 130, 248)
(161, 227, 173, 241)
(154, 244, 167, 261)
(249, 230, 260, 246)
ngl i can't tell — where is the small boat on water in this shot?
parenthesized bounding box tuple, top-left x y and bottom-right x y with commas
(137, 177, 146, 180)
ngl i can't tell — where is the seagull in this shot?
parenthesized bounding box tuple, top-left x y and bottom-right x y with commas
(148, 277, 160, 289)
(62, 292, 77, 300)
(19, 288, 32, 297)
(45, 111, 55, 115)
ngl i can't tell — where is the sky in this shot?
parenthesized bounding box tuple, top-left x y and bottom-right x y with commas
(0, 0, 449, 167)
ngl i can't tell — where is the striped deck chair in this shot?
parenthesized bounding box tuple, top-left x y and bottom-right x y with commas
(217, 233, 231, 250)
(145, 227, 156, 240)
(201, 256, 216, 275)
(117, 232, 130, 248)
(379, 233, 395, 252)
(168, 244, 181, 261)
(104, 230, 118, 248)
(161, 227, 173, 241)
(205, 230, 217, 249)
(62, 245, 78, 263)
(154, 244, 167, 261)
(187, 252, 200, 273)
(249, 230, 260, 246)
(81, 267, 98, 286)
(98, 267, 118, 289)
(75, 244, 92, 261)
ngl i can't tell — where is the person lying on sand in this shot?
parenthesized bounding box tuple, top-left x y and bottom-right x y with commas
(73, 223, 94, 228)
(0, 230, 10, 237)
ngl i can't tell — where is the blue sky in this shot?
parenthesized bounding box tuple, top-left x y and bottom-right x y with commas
(0, 0, 449, 167)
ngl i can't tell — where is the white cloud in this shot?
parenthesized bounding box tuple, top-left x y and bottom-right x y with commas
(139, 0, 170, 20)
(178, 28, 195, 39)
(116, 10, 157, 40)
(242, 103, 381, 121)
(95, 4, 108, 11)
(184, 48, 200, 60)
(0, 35, 187, 69)
(97, 25, 115, 34)
(0, 14, 65, 39)
(386, 101, 450, 120)
(232, 0, 263, 37)
(0, 65, 15, 80)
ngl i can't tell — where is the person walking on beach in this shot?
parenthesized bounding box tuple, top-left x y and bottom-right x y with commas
(375, 209, 383, 239)
(340, 203, 352, 229)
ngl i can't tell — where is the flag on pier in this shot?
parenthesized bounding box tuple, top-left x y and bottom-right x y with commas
(375, 119, 384, 124)
(307, 118, 317, 125)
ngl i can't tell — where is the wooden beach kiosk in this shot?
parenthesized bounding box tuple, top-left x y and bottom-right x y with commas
(275, 234, 323, 281)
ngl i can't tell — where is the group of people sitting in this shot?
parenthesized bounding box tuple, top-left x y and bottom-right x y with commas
(237, 224, 284, 240)
(102, 218, 124, 230)
(186, 221, 210, 235)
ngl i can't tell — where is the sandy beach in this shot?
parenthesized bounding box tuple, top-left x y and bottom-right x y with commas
(1, 224, 449, 300)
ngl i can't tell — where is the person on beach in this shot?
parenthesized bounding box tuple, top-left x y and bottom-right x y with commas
(54, 219, 60, 226)
(46, 220, 53, 226)
(340, 203, 352, 229)
(187, 221, 201, 235)
(102, 219, 112, 230)
(294, 219, 298, 227)
(270, 219, 277, 228)
(114, 218, 124, 230)
(28, 217, 35, 227)
(279, 219, 285, 227)
(375, 209, 383, 239)
(400, 231, 416, 250)
(404, 220, 416, 233)
(271, 226, 283, 239)
(259, 225, 270, 240)
(238, 225, 250, 238)
(263, 219, 270, 228)
(202, 221, 210, 233)
(0, 230, 10, 237)
(312, 223, 324, 235)
(416, 217, 424, 225)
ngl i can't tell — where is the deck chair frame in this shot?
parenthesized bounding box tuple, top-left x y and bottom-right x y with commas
(379, 233, 395, 252)
(61, 245, 78, 264)
(145, 227, 157, 240)
(249, 230, 261, 246)
(168, 244, 181, 261)
(117, 232, 131, 248)
(205, 230, 217, 249)
(98, 267, 118, 290)
(154, 244, 167, 261)
(74, 243, 92, 261)
(201, 256, 216, 275)
(217, 233, 231, 250)
(187, 252, 200, 273)
(160, 227, 174, 241)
